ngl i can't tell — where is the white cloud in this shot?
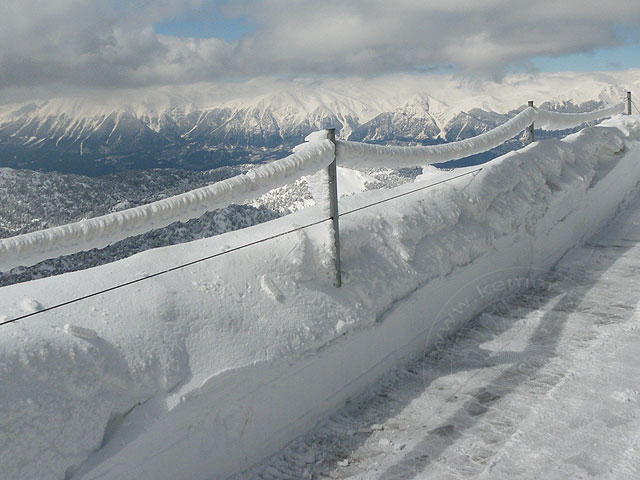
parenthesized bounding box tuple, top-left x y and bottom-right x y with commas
(0, 0, 639, 95)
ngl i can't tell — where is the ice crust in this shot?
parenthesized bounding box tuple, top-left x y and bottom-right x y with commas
(2, 116, 640, 480)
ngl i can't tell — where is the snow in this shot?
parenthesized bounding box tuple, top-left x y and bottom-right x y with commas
(1, 70, 637, 146)
(0, 104, 621, 274)
(0, 70, 635, 126)
(1, 116, 640, 480)
(337, 105, 624, 168)
(19, 297, 42, 313)
(536, 102, 626, 130)
(258, 274, 285, 303)
(64, 324, 98, 340)
(241, 187, 640, 479)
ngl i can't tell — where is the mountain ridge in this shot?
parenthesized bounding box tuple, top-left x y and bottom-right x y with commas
(1, 70, 638, 174)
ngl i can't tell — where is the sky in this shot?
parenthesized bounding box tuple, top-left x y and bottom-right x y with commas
(1, 0, 640, 100)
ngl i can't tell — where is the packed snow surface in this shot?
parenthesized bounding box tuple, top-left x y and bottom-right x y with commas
(1, 115, 640, 480)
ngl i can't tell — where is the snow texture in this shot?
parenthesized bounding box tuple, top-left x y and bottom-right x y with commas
(2, 116, 640, 480)
(239, 192, 640, 478)
(259, 274, 284, 303)
(19, 297, 42, 313)
(0, 139, 334, 272)
(64, 324, 98, 340)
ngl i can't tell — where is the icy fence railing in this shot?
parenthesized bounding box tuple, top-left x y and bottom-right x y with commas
(0, 101, 625, 273)
(0, 140, 335, 273)
(337, 103, 625, 168)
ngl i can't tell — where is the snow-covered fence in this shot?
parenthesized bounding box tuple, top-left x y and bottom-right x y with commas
(326, 128, 342, 287)
(527, 101, 535, 143)
(335, 103, 625, 168)
(0, 139, 335, 272)
(0, 101, 627, 274)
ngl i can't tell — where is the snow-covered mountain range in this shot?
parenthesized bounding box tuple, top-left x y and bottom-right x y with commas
(1, 70, 638, 174)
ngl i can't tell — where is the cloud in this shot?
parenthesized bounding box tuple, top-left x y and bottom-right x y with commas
(234, 0, 639, 76)
(1, 0, 639, 95)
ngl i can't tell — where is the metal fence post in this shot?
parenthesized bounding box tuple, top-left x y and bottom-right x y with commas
(628, 91, 632, 115)
(327, 128, 342, 287)
(527, 100, 535, 144)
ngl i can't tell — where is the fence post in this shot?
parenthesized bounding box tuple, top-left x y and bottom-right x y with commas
(327, 128, 342, 288)
(628, 91, 632, 115)
(527, 100, 535, 144)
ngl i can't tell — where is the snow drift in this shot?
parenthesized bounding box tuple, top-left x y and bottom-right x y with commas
(1, 114, 640, 480)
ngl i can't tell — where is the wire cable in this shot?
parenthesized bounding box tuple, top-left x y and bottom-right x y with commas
(0, 168, 482, 327)
(0, 218, 331, 327)
(341, 168, 482, 217)
(459, 110, 496, 126)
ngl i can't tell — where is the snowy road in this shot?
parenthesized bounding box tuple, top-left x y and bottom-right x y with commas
(234, 191, 640, 479)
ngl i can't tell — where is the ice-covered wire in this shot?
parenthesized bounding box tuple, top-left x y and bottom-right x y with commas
(459, 110, 494, 126)
(341, 168, 482, 216)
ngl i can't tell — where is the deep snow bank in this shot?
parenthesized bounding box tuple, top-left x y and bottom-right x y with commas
(1, 116, 640, 480)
